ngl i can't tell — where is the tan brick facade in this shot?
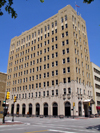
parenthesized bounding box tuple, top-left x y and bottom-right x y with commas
(0, 72, 7, 118)
(6, 5, 94, 117)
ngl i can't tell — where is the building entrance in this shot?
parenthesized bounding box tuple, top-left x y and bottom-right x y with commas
(53, 102, 58, 116)
(44, 103, 48, 116)
(22, 104, 26, 116)
(78, 102, 82, 116)
(29, 103, 32, 116)
(65, 102, 71, 117)
(36, 103, 40, 116)
(16, 104, 19, 114)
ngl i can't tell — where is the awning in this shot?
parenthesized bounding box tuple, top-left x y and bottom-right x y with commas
(83, 99, 95, 104)
(96, 106, 100, 110)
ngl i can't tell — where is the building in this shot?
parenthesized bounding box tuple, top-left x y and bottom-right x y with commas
(0, 72, 7, 118)
(6, 5, 94, 117)
(91, 62, 100, 114)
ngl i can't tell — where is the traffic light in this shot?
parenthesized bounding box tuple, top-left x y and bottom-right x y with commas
(89, 102, 90, 106)
(14, 96, 17, 102)
(6, 92, 10, 99)
(73, 102, 75, 107)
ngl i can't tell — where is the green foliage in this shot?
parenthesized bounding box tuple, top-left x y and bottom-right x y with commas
(40, 0, 44, 3)
(0, 0, 17, 18)
(83, 0, 94, 4)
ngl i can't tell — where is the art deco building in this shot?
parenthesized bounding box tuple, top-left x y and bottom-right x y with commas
(91, 62, 100, 114)
(6, 5, 94, 117)
(0, 72, 7, 118)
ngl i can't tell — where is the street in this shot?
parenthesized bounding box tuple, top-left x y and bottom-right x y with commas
(0, 117, 100, 133)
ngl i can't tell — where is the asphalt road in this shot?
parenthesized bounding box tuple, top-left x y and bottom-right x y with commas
(0, 117, 100, 133)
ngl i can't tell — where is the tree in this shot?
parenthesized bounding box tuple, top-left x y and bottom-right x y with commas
(0, 0, 94, 19)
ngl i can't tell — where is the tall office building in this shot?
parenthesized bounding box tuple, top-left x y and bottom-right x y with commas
(6, 5, 94, 117)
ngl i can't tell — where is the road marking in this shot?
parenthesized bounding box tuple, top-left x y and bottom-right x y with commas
(26, 130, 48, 133)
(49, 129, 76, 133)
(0, 127, 24, 131)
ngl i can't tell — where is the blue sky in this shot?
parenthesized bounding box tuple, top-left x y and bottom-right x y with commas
(0, 0, 100, 73)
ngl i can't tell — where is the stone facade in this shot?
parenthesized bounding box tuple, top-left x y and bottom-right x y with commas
(0, 72, 7, 118)
(6, 5, 94, 117)
(91, 62, 100, 114)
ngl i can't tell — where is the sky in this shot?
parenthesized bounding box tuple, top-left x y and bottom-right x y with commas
(0, 0, 100, 73)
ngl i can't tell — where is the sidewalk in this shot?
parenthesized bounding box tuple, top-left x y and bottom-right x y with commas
(0, 118, 23, 125)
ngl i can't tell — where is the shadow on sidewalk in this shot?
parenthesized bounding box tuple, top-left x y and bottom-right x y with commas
(86, 125, 100, 131)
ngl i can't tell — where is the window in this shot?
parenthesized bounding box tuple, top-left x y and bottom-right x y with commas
(63, 78, 66, 83)
(52, 62, 54, 67)
(65, 24, 68, 28)
(56, 89, 58, 95)
(43, 91, 45, 97)
(44, 49, 46, 53)
(64, 88, 66, 95)
(52, 30, 54, 35)
(66, 31, 68, 36)
(48, 25, 50, 30)
(62, 50, 65, 55)
(63, 68, 66, 73)
(66, 48, 69, 53)
(47, 91, 49, 96)
(44, 64, 46, 69)
(47, 72, 49, 77)
(52, 45, 54, 50)
(47, 55, 49, 60)
(65, 15, 67, 21)
(61, 17, 63, 23)
(67, 67, 70, 73)
(52, 38, 54, 42)
(39, 92, 41, 97)
(56, 79, 58, 85)
(68, 88, 71, 94)
(36, 92, 37, 97)
(52, 71, 54, 76)
(56, 70, 58, 75)
(44, 73, 46, 78)
(55, 52, 58, 57)
(52, 80, 54, 85)
(62, 41, 65, 46)
(55, 21, 57, 26)
(52, 90, 54, 96)
(66, 39, 69, 44)
(47, 81, 49, 86)
(43, 82, 46, 87)
(52, 53, 54, 58)
(47, 47, 49, 52)
(55, 29, 57, 33)
(67, 57, 70, 62)
(63, 58, 65, 64)
(44, 56, 46, 61)
(68, 77, 70, 83)
(62, 33, 64, 38)
(62, 25, 64, 30)
(55, 61, 58, 66)
(55, 36, 57, 41)
(52, 22, 54, 28)
(55, 44, 58, 49)
(47, 63, 49, 68)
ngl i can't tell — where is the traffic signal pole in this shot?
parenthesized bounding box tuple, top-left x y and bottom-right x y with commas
(12, 96, 17, 122)
(12, 102, 15, 122)
(2, 91, 10, 124)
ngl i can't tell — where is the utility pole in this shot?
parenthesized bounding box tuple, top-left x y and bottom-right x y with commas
(73, 102, 75, 119)
(12, 96, 17, 122)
